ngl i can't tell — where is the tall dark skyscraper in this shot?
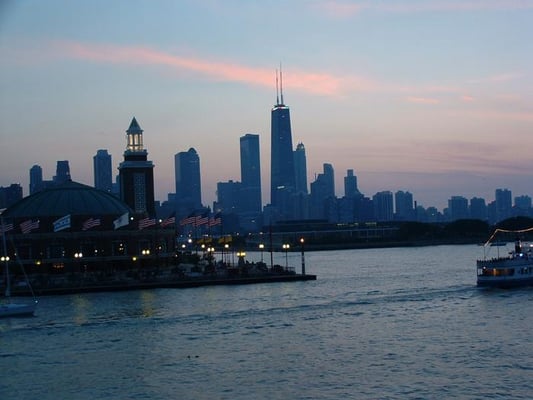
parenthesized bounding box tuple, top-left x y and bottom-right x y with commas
(118, 117, 155, 216)
(29, 164, 43, 195)
(394, 190, 414, 220)
(294, 142, 308, 194)
(309, 163, 335, 219)
(495, 188, 512, 221)
(270, 68, 296, 208)
(54, 160, 71, 184)
(344, 169, 359, 198)
(174, 148, 202, 216)
(93, 149, 112, 193)
(240, 133, 262, 212)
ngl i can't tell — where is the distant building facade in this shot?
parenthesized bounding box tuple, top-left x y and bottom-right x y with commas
(239, 133, 262, 213)
(0, 183, 23, 209)
(29, 165, 43, 195)
(54, 161, 71, 184)
(344, 169, 359, 198)
(174, 147, 202, 218)
(93, 149, 113, 193)
(470, 197, 487, 221)
(448, 196, 469, 221)
(294, 142, 308, 195)
(495, 188, 512, 222)
(309, 163, 335, 220)
(373, 191, 394, 222)
(395, 190, 414, 221)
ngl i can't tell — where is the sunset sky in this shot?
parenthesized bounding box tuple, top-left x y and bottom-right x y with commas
(1, 0, 532, 211)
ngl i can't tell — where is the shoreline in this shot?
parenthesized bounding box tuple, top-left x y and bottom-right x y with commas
(9, 273, 317, 297)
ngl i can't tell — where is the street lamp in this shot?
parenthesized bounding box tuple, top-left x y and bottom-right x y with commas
(300, 237, 306, 275)
(237, 251, 246, 267)
(282, 244, 290, 270)
(207, 246, 215, 263)
(74, 252, 83, 274)
(259, 243, 265, 263)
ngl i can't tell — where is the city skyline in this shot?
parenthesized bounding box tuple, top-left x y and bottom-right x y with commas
(1, 1, 533, 211)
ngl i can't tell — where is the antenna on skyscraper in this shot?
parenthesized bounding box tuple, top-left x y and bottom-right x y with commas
(275, 69, 279, 105)
(279, 62, 284, 105)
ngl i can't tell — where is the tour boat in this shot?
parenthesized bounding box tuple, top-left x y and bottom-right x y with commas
(477, 230, 533, 288)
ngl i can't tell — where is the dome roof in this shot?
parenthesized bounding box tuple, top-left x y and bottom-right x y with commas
(3, 181, 132, 218)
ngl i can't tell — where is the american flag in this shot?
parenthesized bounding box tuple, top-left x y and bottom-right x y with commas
(138, 217, 156, 230)
(20, 219, 39, 234)
(160, 216, 175, 227)
(82, 217, 101, 231)
(180, 215, 196, 226)
(195, 215, 209, 226)
(0, 222, 14, 234)
(209, 216, 222, 226)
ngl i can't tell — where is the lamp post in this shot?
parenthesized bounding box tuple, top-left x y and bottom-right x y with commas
(237, 251, 246, 267)
(141, 249, 150, 273)
(1, 255, 10, 296)
(224, 243, 229, 265)
(282, 244, 290, 270)
(259, 243, 264, 263)
(74, 252, 83, 275)
(207, 247, 215, 266)
(300, 237, 306, 275)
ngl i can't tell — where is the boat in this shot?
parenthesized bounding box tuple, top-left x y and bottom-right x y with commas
(1, 217, 37, 318)
(477, 228, 533, 288)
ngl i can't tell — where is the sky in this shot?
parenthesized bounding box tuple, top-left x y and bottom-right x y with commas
(1, 0, 532, 212)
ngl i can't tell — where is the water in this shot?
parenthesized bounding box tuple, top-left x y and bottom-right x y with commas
(1, 245, 532, 399)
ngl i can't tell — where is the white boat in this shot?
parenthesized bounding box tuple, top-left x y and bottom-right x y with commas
(477, 229, 533, 288)
(1, 217, 37, 318)
(0, 301, 37, 317)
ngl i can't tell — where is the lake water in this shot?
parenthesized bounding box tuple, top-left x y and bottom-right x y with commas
(1, 244, 532, 399)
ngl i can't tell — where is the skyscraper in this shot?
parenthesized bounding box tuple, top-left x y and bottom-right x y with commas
(0, 184, 23, 208)
(93, 149, 112, 193)
(270, 68, 296, 208)
(373, 191, 394, 222)
(174, 148, 202, 216)
(495, 188, 512, 222)
(240, 133, 262, 212)
(309, 163, 335, 219)
(448, 195, 469, 221)
(470, 197, 488, 221)
(29, 164, 43, 195)
(54, 161, 71, 184)
(395, 190, 414, 220)
(294, 142, 308, 194)
(118, 117, 155, 216)
(344, 169, 359, 198)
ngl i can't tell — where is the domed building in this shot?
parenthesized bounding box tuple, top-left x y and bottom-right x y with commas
(1, 181, 177, 288)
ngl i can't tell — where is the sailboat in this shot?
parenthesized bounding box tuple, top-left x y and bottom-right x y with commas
(1, 217, 37, 318)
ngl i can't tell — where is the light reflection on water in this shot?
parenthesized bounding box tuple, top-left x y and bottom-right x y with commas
(1, 244, 532, 399)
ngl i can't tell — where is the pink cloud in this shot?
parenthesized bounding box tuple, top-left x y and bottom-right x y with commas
(406, 96, 440, 104)
(461, 95, 475, 102)
(16, 40, 521, 104)
(467, 72, 522, 84)
(53, 40, 365, 96)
